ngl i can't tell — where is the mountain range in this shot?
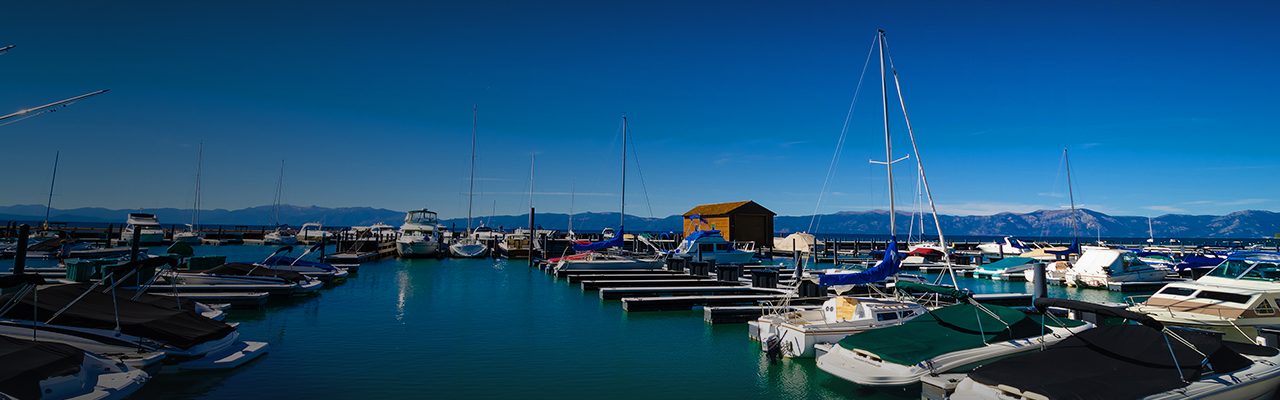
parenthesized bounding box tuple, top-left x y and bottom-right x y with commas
(1, 204, 1278, 239)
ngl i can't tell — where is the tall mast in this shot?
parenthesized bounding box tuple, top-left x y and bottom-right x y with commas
(529, 153, 535, 210)
(467, 105, 477, 234)
(878, 30, 896, 236)
(193, 142, 203, 230)
(1064, 148, 1078, 239)
(43, 151, 59, 230)
(569, 182, 576, 234)
(620, 114, 627, 230)
(272, 159, 285, 227)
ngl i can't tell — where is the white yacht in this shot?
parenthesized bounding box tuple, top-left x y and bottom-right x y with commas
(396, 209, 442, 257)
(1130, 252, 1280, 343)
(262, 226, 298, 245)
(976, 236, 1030, 256)
(670, 229, 755, 264)
(121, 213, 165, 245)
(1064, 248, 1168, 288)
(297, 222, 331, 243)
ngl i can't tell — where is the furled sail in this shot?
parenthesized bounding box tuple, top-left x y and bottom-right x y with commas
(572, 229, 623, 252)
(819, 238, 902, 286)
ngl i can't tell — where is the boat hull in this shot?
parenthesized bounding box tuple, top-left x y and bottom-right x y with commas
(396, 239, 440, 257)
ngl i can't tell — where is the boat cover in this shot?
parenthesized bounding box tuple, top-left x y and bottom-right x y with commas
(976, 257, 1035, 271)
(1045, 238, 1080, 256)
(0, 335, 84, 400)
(906, 247, 944, 258)
(572, 230, 623, 252)
(206, 262, 307, 282)
(836, 302, 1080, 365)
(262, 255, 336, 271)
(820, 238, 902, 286)
(968, 325, 1254, 399)
(0, 283, 235, 349)
(0, 274, 46, 289)
(894, 281, 970, 300)
(1032, 297, 1161, 329)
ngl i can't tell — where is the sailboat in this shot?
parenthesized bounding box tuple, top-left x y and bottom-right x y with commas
(553, 114, 664, 271)
(174, 143, 205, 244)
(813, 30, 1092, 386)
(1021, 148, 1084, 282)
(449, 105, 489, 258)
(755, 28, 953, 358)
(262, 160, 298, 246)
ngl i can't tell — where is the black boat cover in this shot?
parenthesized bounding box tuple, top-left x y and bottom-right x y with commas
(0, 335, 84, 400)
(206, 262, 307, 282)
(0, 274, 46, 289)
(967, 325, 1254, 399)
(0, 283, 235, 350)
(1033, 297, 1162, 329)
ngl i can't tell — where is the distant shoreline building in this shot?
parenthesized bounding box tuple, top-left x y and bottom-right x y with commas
(682, 200, 775, 246)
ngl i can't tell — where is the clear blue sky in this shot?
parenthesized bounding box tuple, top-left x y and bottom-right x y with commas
(2, 1, 1276, 219)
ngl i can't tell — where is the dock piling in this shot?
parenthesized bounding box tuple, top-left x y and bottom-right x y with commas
(13, 224, 29, 274)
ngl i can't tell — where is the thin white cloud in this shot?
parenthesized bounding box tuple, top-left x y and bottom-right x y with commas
(479, 192, 616, 197)
(935, 202, 1047, 216)
(1144, 205, 1186, 213)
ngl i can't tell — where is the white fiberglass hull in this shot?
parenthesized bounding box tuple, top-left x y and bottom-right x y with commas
(0, 320, 267, 370)
(396, 239, 440, 257)
(0, 323, 166, 369)
(40, 353, 150, 400)
(756, 316, 902, 358)
(1065, 268, 1167, 287)
(815, 323, 1092, 386)
(122, 231, 165, 245)
(173, 232, 203, 244)
(554, 258, 664, 271)
(449, 242, 488, 258)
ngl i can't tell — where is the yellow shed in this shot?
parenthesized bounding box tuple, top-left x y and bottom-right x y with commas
(682, 200, 776, 246)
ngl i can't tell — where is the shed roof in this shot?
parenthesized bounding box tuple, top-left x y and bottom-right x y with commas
(683, 200, 776, 217)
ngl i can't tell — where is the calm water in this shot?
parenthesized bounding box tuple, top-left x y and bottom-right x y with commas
(2, 246, 1137, 399)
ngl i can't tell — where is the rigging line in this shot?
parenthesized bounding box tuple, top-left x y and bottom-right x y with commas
(807, 34, 879, 234)
(626, 123, 656, 219)
(884, 33, 958, 287)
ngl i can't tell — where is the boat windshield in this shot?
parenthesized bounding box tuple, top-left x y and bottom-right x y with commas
(407, 211, 438, 224)
(1206, 259, 1280, 282)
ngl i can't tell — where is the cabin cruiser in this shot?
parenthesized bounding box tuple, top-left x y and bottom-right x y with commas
(669, 229, 755, 264)
(0, 335, 149, 400)
(976, 236, 1030, 256)
(121, 213, 165, 245)
(297, 222, 331, 243)
(954, 298, 1280, 400)
(1129, 252, 1280, 343)
(396, 210, 442, 257)
(0, 276, 269, 371)
(971, 257, 1038, 281)
(815, 285, 1092, 386)
(753, 295, 927, 358)
(1064, 248, 1168, 288)
(497, 232, 535, 259)
(262, 225, 298, 245)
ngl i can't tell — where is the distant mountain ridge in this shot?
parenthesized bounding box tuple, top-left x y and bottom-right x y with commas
(2, 204, 1278, 238)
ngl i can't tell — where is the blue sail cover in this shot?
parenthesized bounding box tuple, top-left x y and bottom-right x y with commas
(1045, 238, 1080, 256)
(572, 229, 624, 252)
(820, 238, 903, 286)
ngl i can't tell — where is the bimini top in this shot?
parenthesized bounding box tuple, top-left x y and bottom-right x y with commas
(1, 283, 236, 349)
(0, 335, 85, 400)
(967, 324, 1264, 399)
(836, 302, 1082, 366)
(977, 256, 1036, 271)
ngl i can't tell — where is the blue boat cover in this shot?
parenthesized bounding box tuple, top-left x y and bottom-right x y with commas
(682, 229, 721, 243)
(977, 256, 1035, 271)
(573, 229, 624, 252)
(819, 237, 902, 286)
(1046, 238, 1080, 256)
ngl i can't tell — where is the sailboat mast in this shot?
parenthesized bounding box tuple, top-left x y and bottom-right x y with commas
(1064, 148, 1078, 238)
(274, 159, 285, 227)
(620, 114, 627, 230)
(467, 105, 477, 234)
(878, 30, 896, 236)
(193, 142, 203, 230)
(43, 151, 59, 229)
(569, 182, 576, 234)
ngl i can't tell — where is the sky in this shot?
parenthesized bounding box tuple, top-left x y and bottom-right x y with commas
(1, 1, 1277, 219)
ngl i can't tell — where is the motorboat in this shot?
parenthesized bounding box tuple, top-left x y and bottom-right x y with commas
(976, 236, 1030, 256)
(900, 246, 950, 269)
(752, 294, 927, 358)
(297, 222, 332, 243)
(551, 251, 664, 271)
(1129, 252, 1280, 343)
(161, 262, 323, 296)
(0, 276, 268, 371)
(396, 210, 442, 257)
(1064, 248, 1168, 288)
(669, 228, 755, 264)
(815, 293, 1092, 386)
(121, 213, 164, 245)
(497, 232, 535, 259)
(0, 335, 149, 400)
(971, 257, 1038, 281)
(1174, 249, 1229, 278)
(173, 225, 203, 245)
(259, 246, 348, 283)
(953, 298, 1280, 400)
(1024, 260, 1072, 283)
(262, 226, 299, 246)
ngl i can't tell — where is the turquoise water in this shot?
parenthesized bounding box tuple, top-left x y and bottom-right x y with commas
(2, 246, 1137, 399)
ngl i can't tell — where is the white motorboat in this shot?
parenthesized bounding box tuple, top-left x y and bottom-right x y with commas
(971, 256, 1039, 281)
(396, 210, 442, 257)
(551, 251, 664, 271)
(752, 295, 927, 358)
(0, 280, 269, 371)
(976, 236, 1030, 256)
(1129, 252, 1280, 343)
(1023, 259, 1072, 283)
(670, 227, 755, 264)
(1064, 248, 1168, 288)
(259, 246, 348, 282)
(953, 298, 1280, 400)
(121, 213, 164, 245)
(497, 232, 535, 259)
(0, 335, 150, 400)
(163, 262, 323, 295)
(297, 222, 331, 243)
(262, 226, 298, 245)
